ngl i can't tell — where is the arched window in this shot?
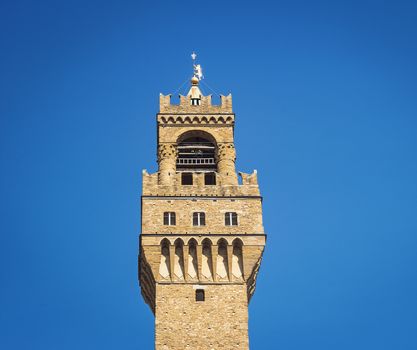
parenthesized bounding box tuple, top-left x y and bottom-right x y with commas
(225, 212, 238, 226)
(177, 134, 216, 171)
(193, 212, 206, 226)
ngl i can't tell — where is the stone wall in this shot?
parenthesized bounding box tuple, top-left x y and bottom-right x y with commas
(142, 197, 264, 234)
(155, 284, 249, 350)
(142, 171, 260, 197)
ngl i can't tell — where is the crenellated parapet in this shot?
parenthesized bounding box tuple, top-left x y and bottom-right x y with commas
(239, 170, 259, 185)
(142, 170, 260, 196)
(159, 94, 233, 114)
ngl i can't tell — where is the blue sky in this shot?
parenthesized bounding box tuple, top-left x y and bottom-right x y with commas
(1, 0, 417, 349)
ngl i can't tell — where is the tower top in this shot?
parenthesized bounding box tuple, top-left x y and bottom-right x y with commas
(159, 53, 232, 112)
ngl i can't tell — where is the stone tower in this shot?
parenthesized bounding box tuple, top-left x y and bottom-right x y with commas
(139, 59, 266, 350)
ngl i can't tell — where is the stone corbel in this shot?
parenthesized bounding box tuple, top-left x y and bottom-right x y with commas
(227, 244, 233, 282)
(212, 245, 218, 282)
(183, 244, 189, 282)
(196, 243, 203, 282)
(169, 244, 175, 282)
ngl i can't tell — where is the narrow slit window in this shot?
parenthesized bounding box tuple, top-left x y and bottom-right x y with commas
(163, 212, 176, 226)
(181, 173, 193, 185)
(195, 289, 205, 302)
(193, 212, 206, 226)
(225, 212, 238, 226)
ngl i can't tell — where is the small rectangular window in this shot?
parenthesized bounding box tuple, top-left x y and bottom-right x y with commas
(204, 172, 216, 185)
(225, 212, 238, 226)
(193, 212, 205, 226)
(181, 173, 193, 185)
(196, 289, 205, 302)
(163, 212, 176, 226)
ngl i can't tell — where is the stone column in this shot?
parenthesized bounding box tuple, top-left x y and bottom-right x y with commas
(217, 143, 238, 185)
(158, 143, 177, 186)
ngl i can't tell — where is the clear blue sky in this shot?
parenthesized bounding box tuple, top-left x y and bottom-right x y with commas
(1, 1, 416, 349)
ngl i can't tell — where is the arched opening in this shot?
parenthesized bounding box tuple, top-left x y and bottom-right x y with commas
(159, 239, 171, 280)
(232, 239, 244, 280)
(187, 239, 198, 280)
(176, 131, 217, 172)
(201, 238, 213, 281)
(216, 239, 229, 281)
(173, 239, 185, 280)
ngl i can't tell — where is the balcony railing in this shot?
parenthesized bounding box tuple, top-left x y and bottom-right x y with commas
(177, 158, 215, 165)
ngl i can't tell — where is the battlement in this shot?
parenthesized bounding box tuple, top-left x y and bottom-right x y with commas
(142, 170, 260, 197)
(159, 94, 233, 113)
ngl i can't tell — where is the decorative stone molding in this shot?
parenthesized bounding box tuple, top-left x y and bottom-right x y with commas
(152, 237, 248, 284)
(158, 115, 234, 125)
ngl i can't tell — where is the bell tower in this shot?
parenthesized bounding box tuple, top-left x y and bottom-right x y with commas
(139, 55, 266, 350)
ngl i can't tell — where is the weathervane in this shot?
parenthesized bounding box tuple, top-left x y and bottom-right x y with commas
(191, 52, 203, 81)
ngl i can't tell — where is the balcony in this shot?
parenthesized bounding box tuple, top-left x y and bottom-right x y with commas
(176, 140, 216, 171)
